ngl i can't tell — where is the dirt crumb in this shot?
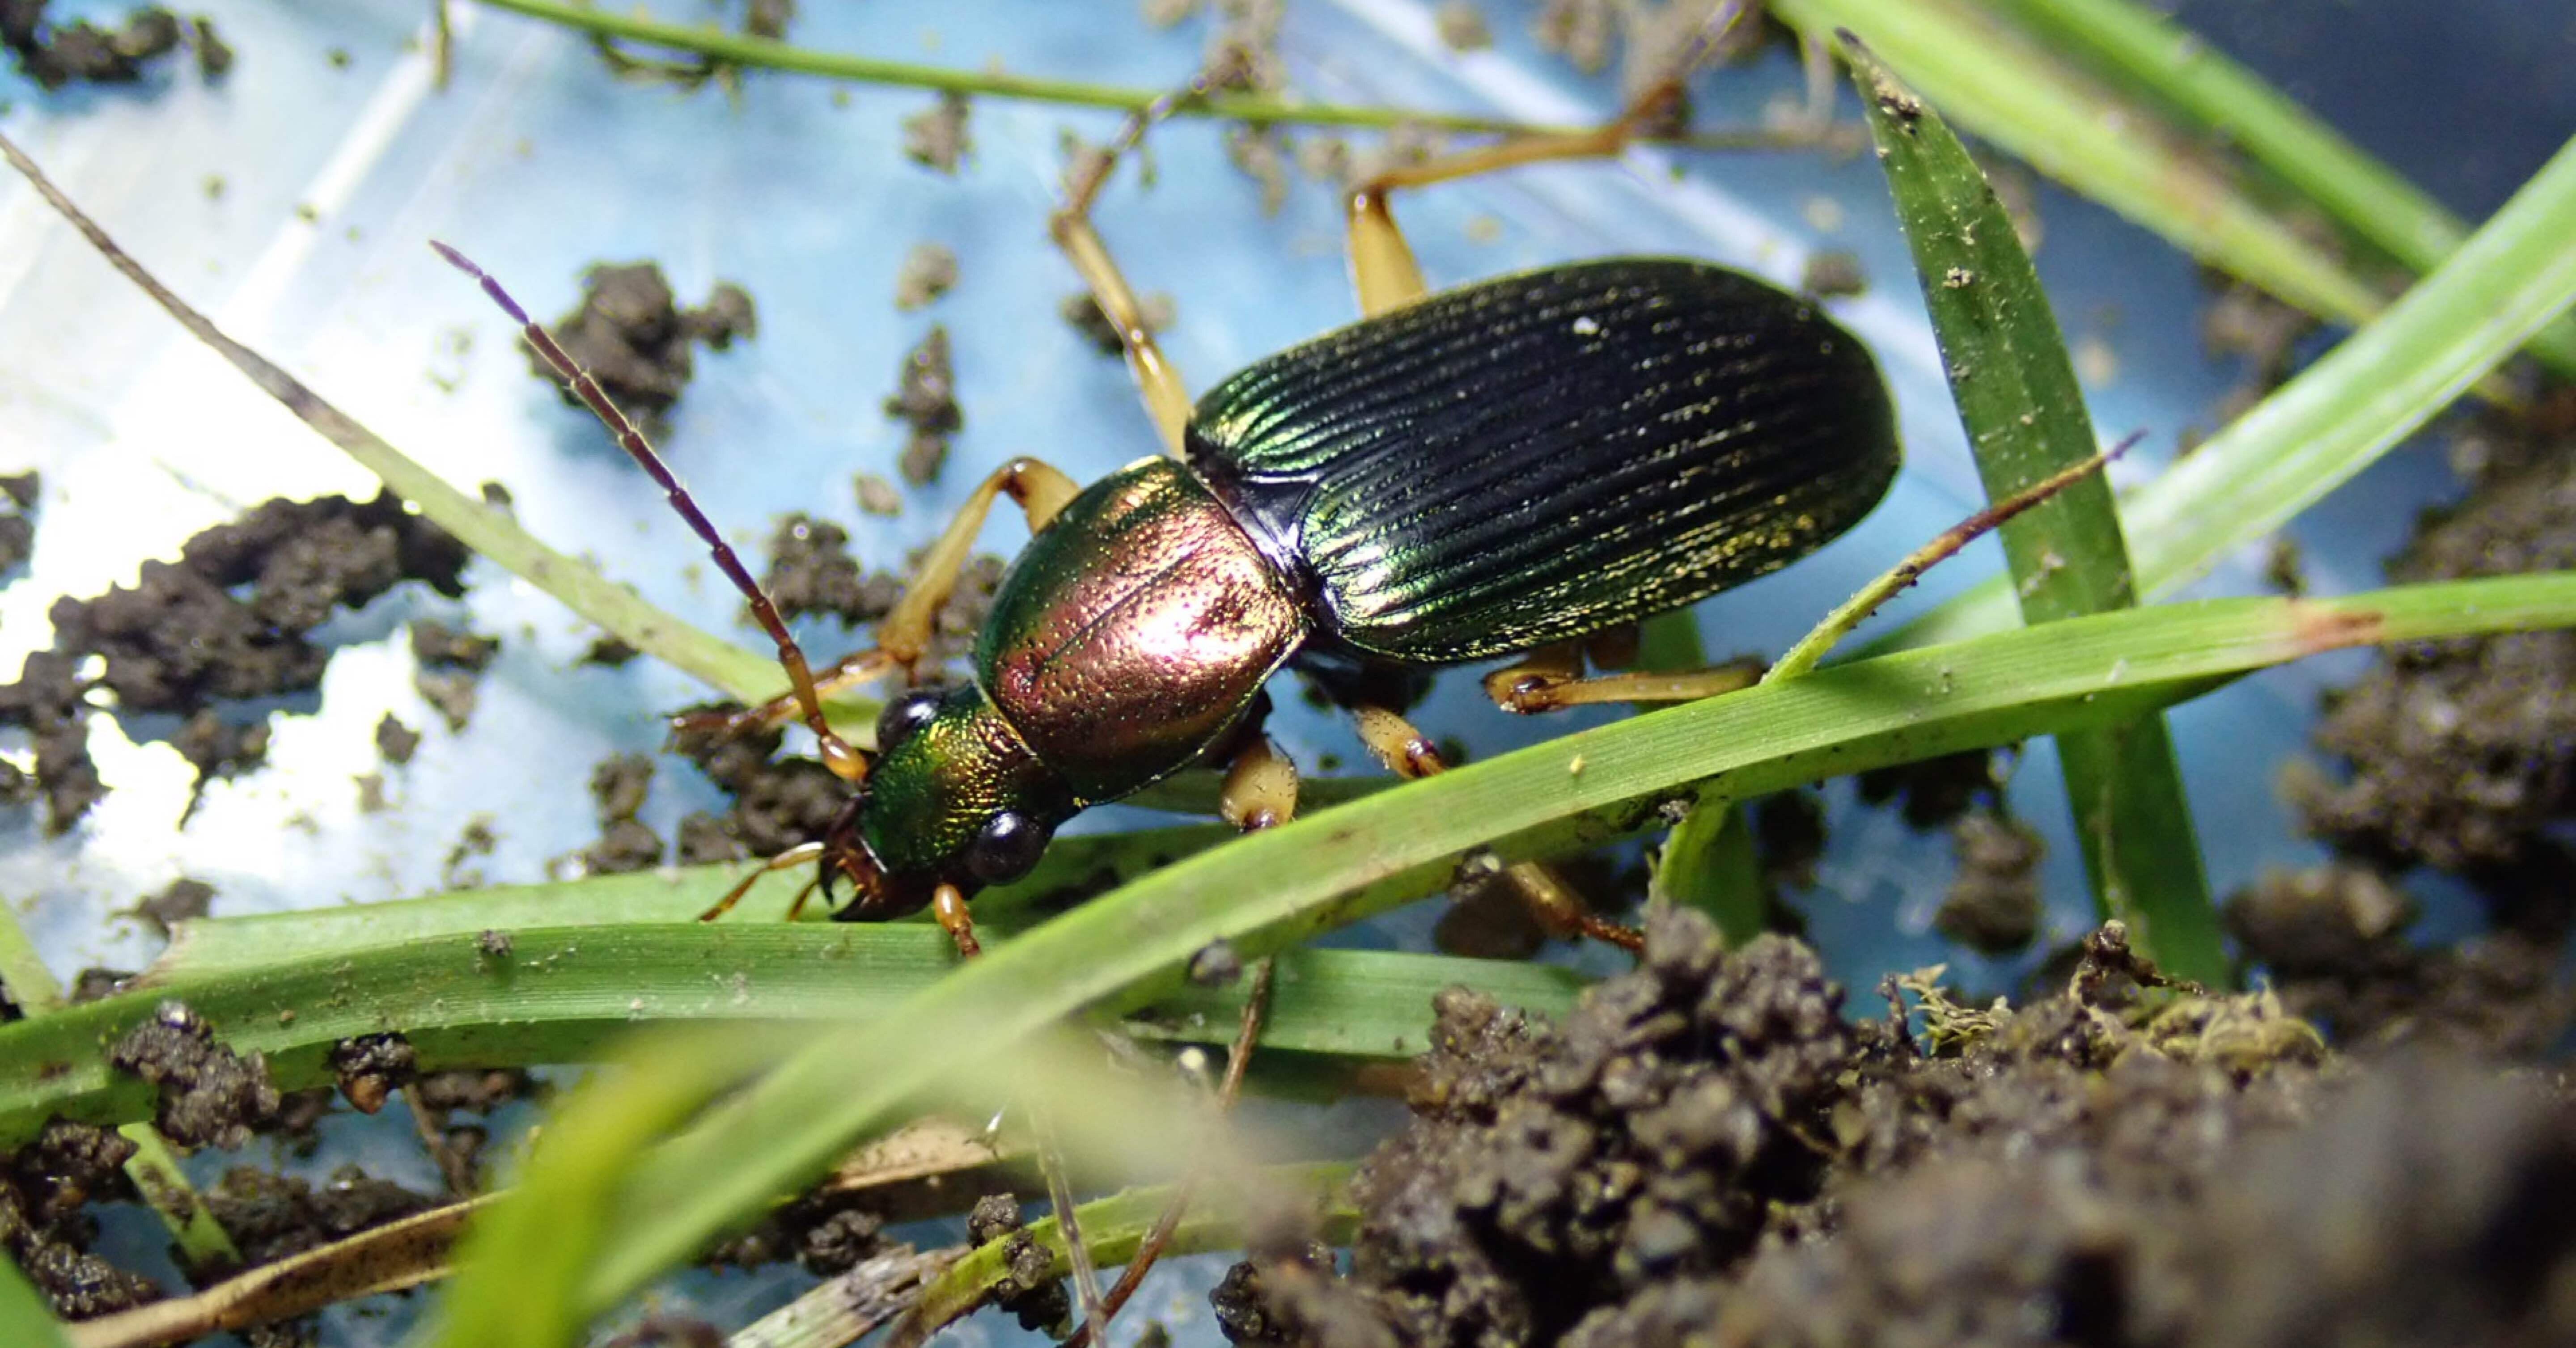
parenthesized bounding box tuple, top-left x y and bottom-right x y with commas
(966, 1194, 1071, 1333)
(885, 325, 963, 486)
(1, 1, 206, 90)
(853, 472, 904, 518)
(1799, 249, 1868, 299)
(583, 635, 641, 667)
(411, 618, 499, 672)
(530, 262, 756, 436)
(443, 816, 498, 889)
(1061, 291, 1176, 357)
(106, 1000, 281, 1149)
(1, 1120, 158, 1318)
(677, 810, 744, 865)
(760, 515, 899, 626)
(414, 669, 479, 732)
(171, 709, 270, 791)
(1433, 0, 1490, 51)
(411, 1068, 533, 1116)
(326, 1032, 418, 1115)
(1931, 810, 2043, 953)
(1856, 746, 2001, 829)
(902, 90, 972, 173)
(893, 242, 958, 311)
(124, 877, 214, 939)
(205, 1164, 437, 1268)
(375, 712, 421, 765)
(0, 491, 467, 831)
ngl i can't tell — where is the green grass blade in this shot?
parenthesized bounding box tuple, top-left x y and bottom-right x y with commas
(1846, 34, 2220, 978)
(1649, 801, 1764, 946)
(0, 1255, 71, 1348)
(572, 574, 2576, 1313)
(1769, 0, 2385, 330)
(0, 925, 1582, 1145)
(1891, 127, 2576, 651)
(1983, 0, 2576, 377)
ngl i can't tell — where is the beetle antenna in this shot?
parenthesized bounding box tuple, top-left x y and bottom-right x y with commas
(429, 241, 869, 784)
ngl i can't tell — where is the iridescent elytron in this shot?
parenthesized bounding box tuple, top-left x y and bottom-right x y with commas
(853, 259, 1897, 917)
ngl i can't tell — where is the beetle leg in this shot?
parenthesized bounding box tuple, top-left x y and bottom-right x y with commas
(1050, 65, 1244, 455)
(1347, 706, 1644, 954)
(875, 456, 1083, 668)
(1344, 4, 1749, 316)
(932, 882, 983, 959)
(697, 840, 826, 922)
(1218, 736, 1300, 831)
(1483, 656, 1766, 714)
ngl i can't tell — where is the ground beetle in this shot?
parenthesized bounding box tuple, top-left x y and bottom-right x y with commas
(446, 40, 1900, 956)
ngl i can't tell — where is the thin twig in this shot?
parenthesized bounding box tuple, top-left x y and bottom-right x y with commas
(471, 0, 1842, 151)
(1059, 956, 1275, 1348)
(725, 1244, 963, 1348)
(1766, 433, 2141, 682)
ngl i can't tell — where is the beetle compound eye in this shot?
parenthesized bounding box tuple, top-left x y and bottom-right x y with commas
(966, 810, 1051, 885)
(875, 689, 945, 753)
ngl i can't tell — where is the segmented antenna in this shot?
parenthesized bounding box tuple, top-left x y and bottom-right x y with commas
(428, 241, 868, 782)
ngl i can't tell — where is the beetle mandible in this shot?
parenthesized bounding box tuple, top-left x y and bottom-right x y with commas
(446, 29, 1899, 958)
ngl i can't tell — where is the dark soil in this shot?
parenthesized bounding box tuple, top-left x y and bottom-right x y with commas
(583, 749, 666, 875)
(893, 242, 957, 312)
(326, 1031, 418, 1115)
(123, 877, 214, 939)
(707, 1185, 889, 1277)
(531, 263, 756, 437)
(1854, 747, 2003, 830)
(761, 515, 902, 627)
(965, 1194, 1071, 1333)
(375, 712, 421, 765)
(106, 1000, 281, 1150)
(1931, 811, 2044, 954)
(0, 491, 470, 832)
(2287, 422, 2576, 928)
(0, 468, 36, 573)
(885, 324, 962, 486)
(901, 91, 971, 174)
(1061, 291, 1175, 358)
(203, 1164, 437, 1268)
(0, 1, 223, 90)
(1211, 911, 2576, 1348)
(0, 1120, 159, 1319)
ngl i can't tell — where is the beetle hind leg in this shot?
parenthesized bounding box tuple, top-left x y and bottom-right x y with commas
(1346, 705, 1643, 955)
(1344, 3, 1750, 316)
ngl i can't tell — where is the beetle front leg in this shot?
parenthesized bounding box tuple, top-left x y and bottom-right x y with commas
(1347, 706, 1644, 954)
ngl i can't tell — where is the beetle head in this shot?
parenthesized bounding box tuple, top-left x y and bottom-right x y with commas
(838, 683, 1078, 920)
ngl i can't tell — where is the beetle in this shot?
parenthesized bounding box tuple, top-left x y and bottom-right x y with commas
(441, 46, 1899, 956)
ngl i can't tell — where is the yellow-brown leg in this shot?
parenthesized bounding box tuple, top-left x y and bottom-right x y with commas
(1050, 67, 1242, 454)
(932, 882, 982, 959)
(1348, 705, 1643, 953)
(697, 840, 824, 922)
(1218, 736, 1300, 832)
(1344, 3, 1748, 316)
(678, 456, 1081, 740)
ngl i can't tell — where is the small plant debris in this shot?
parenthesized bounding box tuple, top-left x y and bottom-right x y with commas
(885, 325, 963, 486)
(107, 1000, 281, 1150)
(893, 241, 958, 312)
(902, 90, 972, 174)
(854, 472, 905, 518)
(529, 262, 757, 437)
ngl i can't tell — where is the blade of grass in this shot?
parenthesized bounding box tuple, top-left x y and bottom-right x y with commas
(1650, 801, 1764, 945)
(1845, 33, 2220, 978)
(887, 1163, 1359, 1347)
(0, 1256, 71, 1348)
(1982, 0, 2576, 376)
(0, 131, 783, 706)
(0, 927, 1586, 1145)
(1769, 0, 2386, 332)
(428, 1027, 784, 1348)
(1889, 126, 2576, 651)
(572, 573, 2576, 1313)
(471, 0, 1807, 149)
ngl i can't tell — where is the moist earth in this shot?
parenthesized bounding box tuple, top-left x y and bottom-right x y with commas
(1211, 911, 2575, 1348)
